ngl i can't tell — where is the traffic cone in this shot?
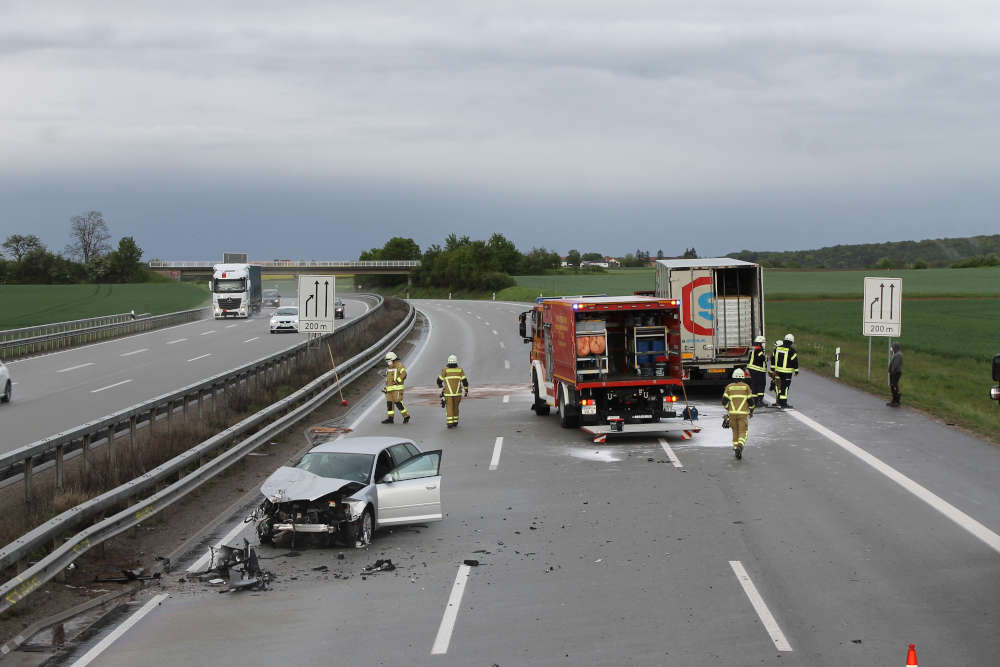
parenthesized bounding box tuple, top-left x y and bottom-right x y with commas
(905, 643, 918, 666)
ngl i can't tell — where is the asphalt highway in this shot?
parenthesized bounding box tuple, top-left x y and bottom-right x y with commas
(0, 296, 370, 452)
(59, 300, 1000, 666)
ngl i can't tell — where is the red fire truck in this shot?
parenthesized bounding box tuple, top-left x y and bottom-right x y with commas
(518, 295, 701, 443)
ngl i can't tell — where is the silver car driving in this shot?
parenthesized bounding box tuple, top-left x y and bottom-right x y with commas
(252, 437, 442, 548)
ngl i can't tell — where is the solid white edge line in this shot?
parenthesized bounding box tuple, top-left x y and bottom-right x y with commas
(119, 348, 148, 357)
(489, 436, 503, 471)
(57, 362, 95, 373)
(729, 560, 793, 652)
(431, 564, 472, 655)
(787, 409, 1000, 554)
(187, 520, 251, 573)
(658, 437, 683, 468)
(187, 353, 211, 362)
(90, 379, 132, 393)
(70, 593, 170, 667)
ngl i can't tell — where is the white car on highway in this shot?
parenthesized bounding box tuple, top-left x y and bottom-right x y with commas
(0, 360, 11, 404)
(269, 306, 299, 334)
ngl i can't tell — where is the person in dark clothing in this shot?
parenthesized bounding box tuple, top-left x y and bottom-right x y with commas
(887, 342, 903, 407)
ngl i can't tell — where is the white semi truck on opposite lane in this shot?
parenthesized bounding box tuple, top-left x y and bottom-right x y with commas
(211, 263, 262, 319)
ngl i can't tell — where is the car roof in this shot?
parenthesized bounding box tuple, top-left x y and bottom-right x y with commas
(308, 436, 418, 455)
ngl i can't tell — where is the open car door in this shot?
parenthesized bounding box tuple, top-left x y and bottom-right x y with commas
(375, 450, 442, 525)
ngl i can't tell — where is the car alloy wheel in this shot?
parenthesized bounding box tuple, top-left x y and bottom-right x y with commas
(359, 508, 373, 546)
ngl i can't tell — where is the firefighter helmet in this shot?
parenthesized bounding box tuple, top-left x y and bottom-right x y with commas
(447, 354, 458, 364)
(754, 335, 766, 344)
(784, 333, 795, 343)
(732, 368, 746, 379)
(385, 351, 397, 361)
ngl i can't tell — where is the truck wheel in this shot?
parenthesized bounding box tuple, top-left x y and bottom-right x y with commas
(532, 374, 550, 416)
(558, 383, 580, 428)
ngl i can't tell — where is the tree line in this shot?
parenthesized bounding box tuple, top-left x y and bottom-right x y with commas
(729, 234, 1000, 269)
(1, 212, 148, 284)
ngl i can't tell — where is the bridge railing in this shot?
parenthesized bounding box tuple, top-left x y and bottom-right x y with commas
(149, 260, 420, 269)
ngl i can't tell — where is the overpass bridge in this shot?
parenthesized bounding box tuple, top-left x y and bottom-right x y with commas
(149, 260, 419, 282)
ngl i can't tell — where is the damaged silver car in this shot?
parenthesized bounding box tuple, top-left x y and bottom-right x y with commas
(252, 437, 442, 548)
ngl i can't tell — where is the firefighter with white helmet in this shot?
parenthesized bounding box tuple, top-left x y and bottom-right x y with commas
(772, 333, 799, 408)
(382, 351, 410, 424)
(437, 354, 469, 428)
(747, 335, 768, 407)
(723, 367, 754, 459)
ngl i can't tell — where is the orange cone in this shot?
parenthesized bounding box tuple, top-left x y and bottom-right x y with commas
(906, 643, 918, 666)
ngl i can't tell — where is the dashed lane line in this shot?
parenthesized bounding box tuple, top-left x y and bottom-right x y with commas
(57, 362, 95, 373)
(492, 329, 498, 336)
(225, 323, 239, 328)
(658, 437, 683, 468)
(199, 330, 215, 336)
(499, 341, 505, 349)
(166, 338, 187, 345)
(431, 564, 472, 655)
(502, 395, 510, 404)
(187, 353, 212, 362)
(244, 337, 259, 343)
(120, 348, 148, 357)
(90, 379, 133, 393)
(788, 409, 1000, 554)
(729, 560, 793, 652)
(489, 437, 503, 471)
(504, 360, 510, 369)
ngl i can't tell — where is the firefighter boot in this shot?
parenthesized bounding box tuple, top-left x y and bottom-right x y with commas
(734, 444, 743, 460)
(381, 417, 394, 424)
(403, 414, 410, 424)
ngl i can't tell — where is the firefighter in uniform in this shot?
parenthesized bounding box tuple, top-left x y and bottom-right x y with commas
(772, 333, 799, 408)
(437, 354, 469, 428)
(723, 368, 754, 459)
(746, 335, 768, 407)
(381, 351, 410, 424)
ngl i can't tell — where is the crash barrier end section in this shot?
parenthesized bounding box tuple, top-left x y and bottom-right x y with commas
(0, 299, 410, 602)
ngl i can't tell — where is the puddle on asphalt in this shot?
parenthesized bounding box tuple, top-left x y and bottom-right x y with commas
(674, 402, 781, 449)
(567, 447, 625, 462)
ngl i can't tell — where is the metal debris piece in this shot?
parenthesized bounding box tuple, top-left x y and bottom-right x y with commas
(94, 568, 161, 584)
(361, 559, 396, 574)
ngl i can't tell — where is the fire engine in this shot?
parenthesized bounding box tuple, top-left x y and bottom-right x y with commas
(519, 295, 701, 443)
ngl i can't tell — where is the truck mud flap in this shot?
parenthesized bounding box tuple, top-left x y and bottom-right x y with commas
(581, 422, 701, 444)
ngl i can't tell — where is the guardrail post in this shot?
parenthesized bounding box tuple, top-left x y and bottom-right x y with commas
(107, 425, 116, 465)
(198, 389, 204, 417)
(149, 407, 156, 437)
(23, 457, 33, 503)
(82, 434, 91, 473)
(129, 415, 137, 449)
(55, 445, 65, 491)
(166, 399, 173, 430)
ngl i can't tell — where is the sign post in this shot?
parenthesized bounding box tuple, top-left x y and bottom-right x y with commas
(862, 276, 902, 381)
(297, 275, 336, 338)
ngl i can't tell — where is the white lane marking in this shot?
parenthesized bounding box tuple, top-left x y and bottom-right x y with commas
(492, 329, 498, 336)
(187, 353, 211, 362)
(729, 560, 792, 652)
(788, 410, 1000, 554)
(465, 311, 472, 315)
(70, 593, 170, 667)
(475, 315, 481, 320)
(90, 379, 132, 393)
(499, 341, 505, 349)
(119, 348, 148, 357)
(225, 323, 239, 329)
(502, 395, 510, 404)
(166, 338, 187, 345)
(658, 437, 683, 468)
(199, 330, 215, 336)
(57, 362, 95, 373)
(489, 437, 504, 471)
(504, 360, 510, 369)
(187, 521, 250, 573)
(244, 337, 259, 343)
(431, 564, 472, 655)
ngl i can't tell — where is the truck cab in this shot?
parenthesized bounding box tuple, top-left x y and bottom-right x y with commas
(211, 263, 262, 319)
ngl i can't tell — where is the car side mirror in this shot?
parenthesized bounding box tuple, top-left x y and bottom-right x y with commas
(381, 474, 393, 484)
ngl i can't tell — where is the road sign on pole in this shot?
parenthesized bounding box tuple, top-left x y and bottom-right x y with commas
(297, 275, 336, 334)
(863, 276, 902, 337)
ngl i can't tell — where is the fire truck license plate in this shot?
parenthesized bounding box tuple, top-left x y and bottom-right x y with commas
(581, 405, 597, 415)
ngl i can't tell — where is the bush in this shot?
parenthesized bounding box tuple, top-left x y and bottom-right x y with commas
(912, 259, 929, 269)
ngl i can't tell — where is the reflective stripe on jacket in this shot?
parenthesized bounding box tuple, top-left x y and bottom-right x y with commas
(438, 366, 468, 396)
(773, 345, 798, 373)
(723, 382, 753, 415)
(747, 347, 767, 372)
(385, 362, 407, 391)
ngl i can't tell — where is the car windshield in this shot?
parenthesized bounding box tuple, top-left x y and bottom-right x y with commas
(214, 278, 245, 293)
(336, 299, 344, 306)
(275, 307, 297, 316)
(295, 452, 373, 483)
(263, 289, 279, 298)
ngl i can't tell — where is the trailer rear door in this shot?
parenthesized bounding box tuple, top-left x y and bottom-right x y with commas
(670, 269, 715, 362)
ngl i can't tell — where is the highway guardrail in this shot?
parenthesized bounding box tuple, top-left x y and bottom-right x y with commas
(0, 313, 139, 344)
(0, 308, 207, 361)
(0, 298, 415, 612)
(0, 297, 382, 501)
(149, 260, 419, 269)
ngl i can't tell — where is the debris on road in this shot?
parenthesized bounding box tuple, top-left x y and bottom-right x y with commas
(361, 559, 396, 574)
(463, 559, 480, 567)
(94, 568, 161, 584)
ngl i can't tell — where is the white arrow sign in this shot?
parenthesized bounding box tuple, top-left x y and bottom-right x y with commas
(863, 276, 902, 336)
(297, 275, 336, 333)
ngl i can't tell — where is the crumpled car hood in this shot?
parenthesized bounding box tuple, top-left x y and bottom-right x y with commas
(260, 466, 361, 502)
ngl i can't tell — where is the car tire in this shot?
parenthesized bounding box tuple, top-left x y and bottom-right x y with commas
(558, 383, 579, 428)
(1, 380, 10, 403)
(532, 373, 550, 416)
(343, 506, 373, 548)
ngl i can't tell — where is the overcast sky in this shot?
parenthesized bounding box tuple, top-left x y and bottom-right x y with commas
(1, 0, 998, 261)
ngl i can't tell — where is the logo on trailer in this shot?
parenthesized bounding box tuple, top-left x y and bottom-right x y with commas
(681, 277, 714, 336)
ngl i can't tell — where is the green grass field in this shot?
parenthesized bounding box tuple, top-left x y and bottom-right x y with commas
(766, 266, 1000, 299)
(0, 283, 210, 329)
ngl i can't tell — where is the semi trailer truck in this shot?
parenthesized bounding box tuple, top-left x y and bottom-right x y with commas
(211, 263, 262, 319)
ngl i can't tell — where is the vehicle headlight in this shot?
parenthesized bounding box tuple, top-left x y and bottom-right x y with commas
(991, 386, 1000, 401)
